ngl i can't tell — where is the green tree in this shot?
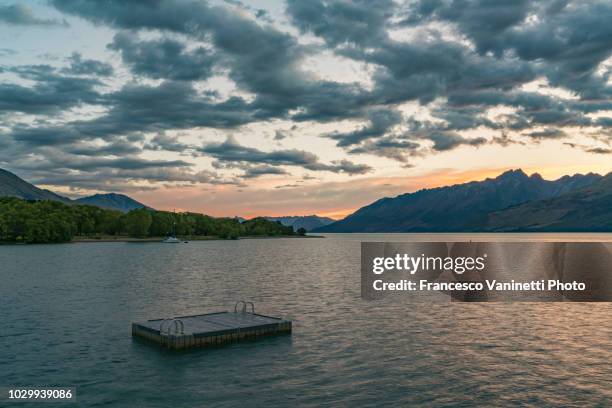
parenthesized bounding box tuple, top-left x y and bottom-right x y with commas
(123, 209, 152, 237)
(150, 211, 173, 236)
(0, 197, 300, 244)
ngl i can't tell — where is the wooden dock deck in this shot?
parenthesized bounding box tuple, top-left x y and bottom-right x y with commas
(132, 302, 292, 350)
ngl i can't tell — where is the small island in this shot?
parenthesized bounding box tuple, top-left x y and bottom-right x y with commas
(0, 197, 306, 244)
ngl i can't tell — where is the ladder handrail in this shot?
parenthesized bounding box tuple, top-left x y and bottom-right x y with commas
(159, 318, 173, 334)
(171, 319, 184, 335)
(234, 300, 255, 314)
(160, 318, 184, 336)
(234, 300, 246, 313)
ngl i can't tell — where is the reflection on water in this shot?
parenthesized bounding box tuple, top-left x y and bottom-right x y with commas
(1, 234, 612, 407)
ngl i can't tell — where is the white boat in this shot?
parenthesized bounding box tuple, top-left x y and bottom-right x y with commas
(162, 211, 182, 244)
(162, 211, 182, 243)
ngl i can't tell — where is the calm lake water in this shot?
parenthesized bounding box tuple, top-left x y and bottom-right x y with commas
(2, 233, 612, 407)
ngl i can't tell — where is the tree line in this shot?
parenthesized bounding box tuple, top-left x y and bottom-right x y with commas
(0, 197, 304, 244)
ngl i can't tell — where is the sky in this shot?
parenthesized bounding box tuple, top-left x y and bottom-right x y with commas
(0, 0, 611, 218)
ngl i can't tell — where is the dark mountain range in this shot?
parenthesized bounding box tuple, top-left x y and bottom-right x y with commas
(315, 169, 604, 232)
(0, 168, 72, 204)
(75, 193, 149, 212)
(265, 215, 335, 232)
(484, 173, 612, 231)
(0, 168, 151, 212)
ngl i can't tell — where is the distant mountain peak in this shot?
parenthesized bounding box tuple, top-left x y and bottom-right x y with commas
(265, 215, 335, 232)
(487, 172, 612, 231)
(0, 168, 71, 203)
(530, 172, 543, 180)
(316, 169, 604, 233)
(75, 193, 150, 212)
(496, 168, 528, 180)
(0, 168, 153, 212)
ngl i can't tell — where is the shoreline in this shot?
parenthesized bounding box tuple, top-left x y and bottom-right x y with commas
(0, 235, 323, 245)
(72, 234, 323, 243)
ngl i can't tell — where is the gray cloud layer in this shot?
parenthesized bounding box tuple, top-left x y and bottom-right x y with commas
(202, 136, 371, 175)
(0, 0, 610, 192)
(108, 33, 214, 81)
(0, 4, 68, 27)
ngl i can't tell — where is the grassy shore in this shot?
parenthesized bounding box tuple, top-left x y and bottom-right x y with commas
(71, 234, 321, 243)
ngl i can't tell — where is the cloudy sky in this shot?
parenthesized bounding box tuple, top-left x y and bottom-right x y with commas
(0, 0, 611, 218)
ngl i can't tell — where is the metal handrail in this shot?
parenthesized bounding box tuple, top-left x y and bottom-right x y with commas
(160, 318, 184, 335)
(234, 300, 255, 314)
(234, 300, 246, 313)
(159, 318, 173, 334)
(170, 319, 184, 335)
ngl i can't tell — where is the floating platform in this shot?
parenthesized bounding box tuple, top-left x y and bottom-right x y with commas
(132, 302, 292, 350)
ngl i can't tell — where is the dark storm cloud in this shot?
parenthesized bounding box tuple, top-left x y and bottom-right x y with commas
(286, 0, 394, 47)
(144, 133, 194, 153)
(65, 140, 142, 156)
(287, 0, 609, 150)
(201, 136, 371, 175)
(240, 164, 290, 179)
(100, 81, 255, 131)
(223, 0, 273, 23)
(0, 65, 102, 115)
(327, 159, 371, 175)
(7, 81, 255, 148)
(45, 0, 612, 121)
(596, 117, 612, 127)
(23, 166, 238, 191)
(349, 137, 421, 163)
(563, 142, 612, 155)
(0, 4, 68, 27)
(55, 156, 191, 171)
(505, 2, 612, 98)
(446, 89, 594, 130)
(427, 131, 487, 151)
(402, 0, 612, 98)
(0, 141, 239, 190)
(2, 145, 189, 172)
(287, 0, 535, 104)
(492, 131, 525, 147)
(430, 106, 499, 131)
(62, 52, 114, 76)
(585, 147, 612, 154)
(401, 0, 536, 55)
(0, 0, 605, 190)
(47, 0, 554, 158)
(51, 0, 372, 122)
(525, 128, 568, 140)
(328, 109, 403, 147)
(9, 124, 84, 146)
(273, 130, 288, 141)
(274, 183, 300, 189)
(108, 32, 214, 81)
(364, 41, 536, 107)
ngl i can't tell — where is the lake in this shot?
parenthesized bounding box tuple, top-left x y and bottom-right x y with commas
(2, 234, 612, 407)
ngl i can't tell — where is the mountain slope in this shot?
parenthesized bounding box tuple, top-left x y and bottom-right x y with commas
(316, 169, 602, 232)
(0, 168, 152, 212)
(0, 168, 71, 203)
(484, 173, 612, 231)
(75, 193, 149, 212)
(265, 215, 335, 232)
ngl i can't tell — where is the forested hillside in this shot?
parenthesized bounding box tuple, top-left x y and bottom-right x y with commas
(0, 197, 299, 243)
